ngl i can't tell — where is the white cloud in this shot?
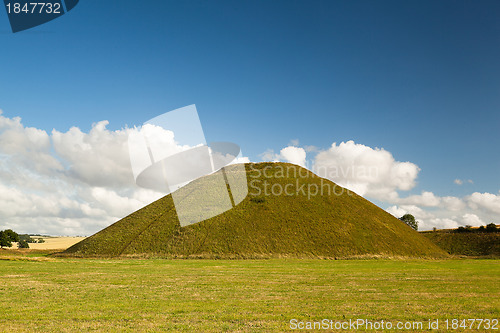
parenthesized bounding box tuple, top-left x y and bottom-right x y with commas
(1, 111, 497, 235)
(279, 146, 306, 167)
(427, 218, 460, 230)
(260, 146, 307, 167)
(386, 204, 459, 230)
(386, 204, 434, 220)
(386, 201, 492, 230)
(441, 196, 466, 211)
(466, 192, 500, 214)
(313, 140, 420, 200)
(52, 121, 135, 188)
(0, 113, 180, 235)
(261, 139, 499, 231)
(392, 192, 466, 213)
(460, 213, 484, 227)
(304, 145, 319, 153)
(259, 149, 280, 162)
(454, 179, 473, 185)
(0, 111, 252, 236)
(395, 191, 441, 207)
(230, 156, 251, 164)
(386, 205, 407, 218)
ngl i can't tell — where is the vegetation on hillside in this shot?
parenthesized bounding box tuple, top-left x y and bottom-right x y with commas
(399, 214, 418, 231)
(455, 223, 499, 233)
(422, 225, 500, 257)
(64, 163, 447, 258)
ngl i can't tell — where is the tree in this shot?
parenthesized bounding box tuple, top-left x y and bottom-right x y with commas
(399, 214, 418, 231)
(4, 229, 19, 242)
(486, 223, 498, 233)
(18, 240, 29, 249)
(0, 231, 11, 248)
(0, 229, 19, 247)
(0, 229, 20, 248)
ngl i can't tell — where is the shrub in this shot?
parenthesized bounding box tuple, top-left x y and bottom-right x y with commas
(18, 240, 30, 249)
(486, 223, 498, 233)
(250, 197, 266, 203)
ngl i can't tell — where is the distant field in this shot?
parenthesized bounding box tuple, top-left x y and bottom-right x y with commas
(0, 256, 498, 332)
(27, 237, 87, 250)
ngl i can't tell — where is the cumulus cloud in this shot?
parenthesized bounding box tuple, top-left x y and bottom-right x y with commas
(313, 140, 420, 200)
(259, 149, 280, 162)
(386, 203, 491, 230)
(1, 111, 496, 235)
(0, 112, 195, 235)
(466, 192, 500, 214)
(279, 146, 307, 167)
(395, 191, 441, 207)
(460, 213, 484, 227)
(52, 121, 135, 188)
(391, 192, 467, 213)
(386, 205, 458, 230)
(261, 139, 496, 231)
(0, 115, 62, 175)
(259, 146, 307, 167)
(386, 204, 434, 220)
(0, 111, 252, 236)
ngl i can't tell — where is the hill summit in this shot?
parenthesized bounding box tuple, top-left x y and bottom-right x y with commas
(64, 163, 447, 258)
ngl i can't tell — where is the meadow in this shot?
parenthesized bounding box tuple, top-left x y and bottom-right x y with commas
(0, 252, 498, 332)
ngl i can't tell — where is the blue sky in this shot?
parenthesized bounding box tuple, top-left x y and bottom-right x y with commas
(1, 0, 499, 234)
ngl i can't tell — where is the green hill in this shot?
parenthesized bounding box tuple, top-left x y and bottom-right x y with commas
(63, 163, 447, 258)
(422, 231, 500, 257)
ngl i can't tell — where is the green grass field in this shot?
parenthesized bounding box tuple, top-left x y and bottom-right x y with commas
(0, 254, 498, 332)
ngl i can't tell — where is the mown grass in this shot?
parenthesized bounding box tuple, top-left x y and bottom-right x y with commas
(0, 248, 57, 259)
(0, 258, 498, 332)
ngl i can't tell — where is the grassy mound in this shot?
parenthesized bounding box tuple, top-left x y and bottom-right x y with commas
(422, 231, 500, 257)
(64, 163, 447, 258)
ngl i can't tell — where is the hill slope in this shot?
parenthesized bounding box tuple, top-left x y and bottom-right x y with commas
(64, 163, 447, 258)
(422, 231, 500, 257)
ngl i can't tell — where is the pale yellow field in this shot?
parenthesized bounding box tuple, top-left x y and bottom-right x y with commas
(20, 237, 86, 250)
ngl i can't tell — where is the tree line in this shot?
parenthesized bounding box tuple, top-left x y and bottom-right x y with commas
(455, 223, 498, 233)
(398, 214, 499, 233)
